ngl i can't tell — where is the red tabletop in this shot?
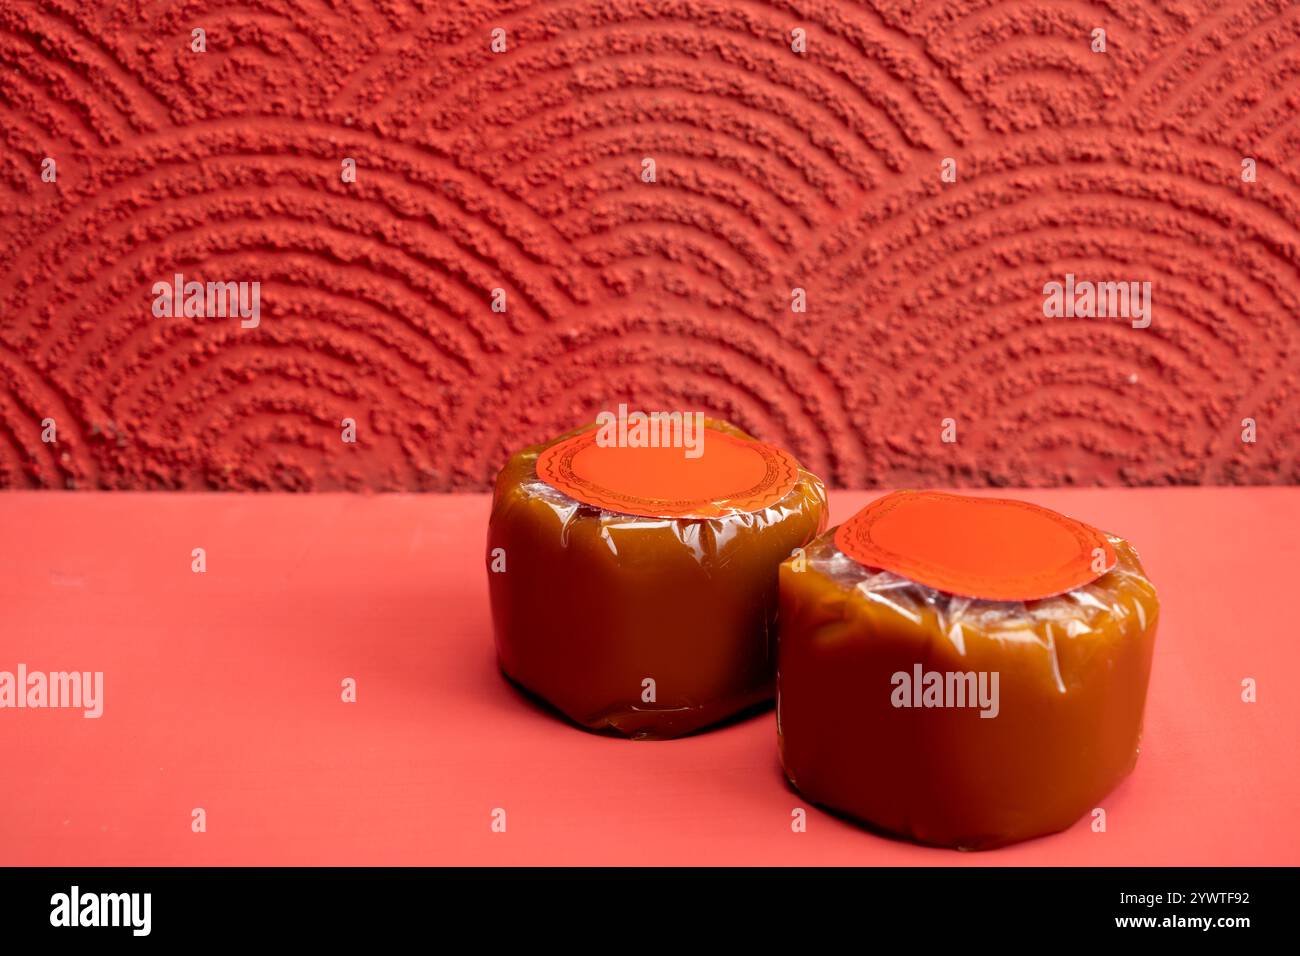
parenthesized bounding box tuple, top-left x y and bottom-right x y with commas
(1, 489, 1296, 866)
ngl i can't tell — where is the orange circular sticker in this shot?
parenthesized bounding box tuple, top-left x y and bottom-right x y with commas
(834, 490, 1117, 601)
(535, 425, 801, 519)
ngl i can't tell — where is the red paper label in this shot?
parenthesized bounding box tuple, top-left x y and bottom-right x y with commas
(535, 424, 800, 519)
(834, 490, 1117, 601)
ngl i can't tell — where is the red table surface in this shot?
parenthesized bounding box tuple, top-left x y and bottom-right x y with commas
(1, 488, 1296, 867)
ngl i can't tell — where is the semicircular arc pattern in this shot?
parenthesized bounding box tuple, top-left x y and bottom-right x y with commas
(0, 0, 1296, 490)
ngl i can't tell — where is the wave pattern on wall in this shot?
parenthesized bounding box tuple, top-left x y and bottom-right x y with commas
(0, 0, 1296, 490)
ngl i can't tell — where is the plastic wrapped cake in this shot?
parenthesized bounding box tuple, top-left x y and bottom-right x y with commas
(777, 490, 1160, 848)
(488, 415, 827, 739)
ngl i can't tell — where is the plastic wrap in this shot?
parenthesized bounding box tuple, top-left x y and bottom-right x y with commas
(488, 419, 827, 739)
(777, 514, 1160, 849)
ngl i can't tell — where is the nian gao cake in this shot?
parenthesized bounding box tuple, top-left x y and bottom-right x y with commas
(777, 490, 1159, 848)
(488, 415, 827, 739)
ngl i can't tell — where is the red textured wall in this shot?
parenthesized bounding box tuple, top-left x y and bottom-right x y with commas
(1, 0, 1296, 491)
